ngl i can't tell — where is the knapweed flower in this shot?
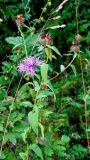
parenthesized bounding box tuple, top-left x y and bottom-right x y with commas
(17, 56, 41, 76)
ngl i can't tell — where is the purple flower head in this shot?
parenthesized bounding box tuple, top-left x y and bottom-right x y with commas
(17, 56, 41, 76)
(25, 65, 35, 75)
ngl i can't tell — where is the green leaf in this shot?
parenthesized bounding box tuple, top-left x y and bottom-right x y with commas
(2, 61, 10, 67)
(5, 36, 23, 46)
(60, 64, 65, 72)
(3, 133, 17, 145)
(70, 64, 77, 77)
(8, 133, 17, 145)
(45, 158, 53, 160)
(33, 81, 40, 92)
(20, 101, 33, 108)
(12, 123, 28, 133)
(28, 109, 38, 135)
(0, 89, 7, 100)
(60, 135, 70, 145)
(10, 112, 24, 123)
(9, 54, 18, 62)
(54, 145, 66, 152)
(0, 152, 5, 159)
(17, 83, 30, 100)
(19, 152, 27, 160)
(45, 48, 52, 61)
(22, 128, 30, 143)
(46, 45, 62, 57)
(0, 76, 9, 86)
(36, 90, 53, 99)
(46, 81, 56, 101)
(0, 124, 3, 131)
(39, 123, 44, 138)
(6, 150, 16, 160)
(30, 144, 43, 160)
(26, 33, 40, 50)
(44, 147, 53, 156)
(41, 63, 48, 83)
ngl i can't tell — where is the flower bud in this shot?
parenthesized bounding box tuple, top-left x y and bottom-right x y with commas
(43, 7, 47, 12)
(40, 17, 44, 22)
(48, 1, 52, 6)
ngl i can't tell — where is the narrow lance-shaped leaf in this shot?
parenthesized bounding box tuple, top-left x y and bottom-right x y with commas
(28, 109, 38, 135)
(30, 144, 43, 160)
(39, 123, 44, 138)
(50, 16, 61, 20)
(46, 80, 56, 101)
(70, 64, 77, 77)
(41, 63, 48, 83)
(19, 152, 27, 160)
(46, 45, 62, 57)
(45, 48, 52, 61)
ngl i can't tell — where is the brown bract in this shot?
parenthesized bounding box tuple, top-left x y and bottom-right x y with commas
(16, 14, 24, 26)
(70, 45, 80, 52)
(40, 32, 53, 46)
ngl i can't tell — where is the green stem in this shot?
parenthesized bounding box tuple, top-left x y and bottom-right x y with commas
(18, 26, 28, 56)
(75, 0, 79, 34)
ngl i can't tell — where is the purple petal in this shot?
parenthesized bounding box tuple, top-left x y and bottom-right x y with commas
(17, 63, 25, 73)
(24, 57, 35, 66)
(35, 58, 42, 65)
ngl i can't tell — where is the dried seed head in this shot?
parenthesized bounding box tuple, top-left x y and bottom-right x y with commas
(72, 39, 77, 45)
(70, 45, 80, 52)
(40, 32, 53, 46)
(46, 33, 53, 45)
(40, 32, 46, 38)
(16, 14, 24, 26)
(40, 33, 47, 46)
